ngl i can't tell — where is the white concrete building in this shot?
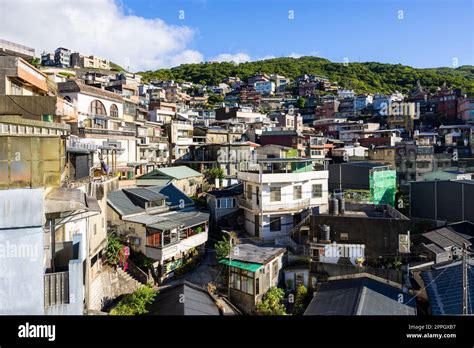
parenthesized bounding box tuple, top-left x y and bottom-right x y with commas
(254, 81, 276, 95)
(237, 158, 329, 242)
(58, 80, 138, 178)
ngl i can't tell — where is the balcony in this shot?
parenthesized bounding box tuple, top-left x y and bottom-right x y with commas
(145, 230, 208, 262)
(44, 271, 69, 307)
(238, 197, 311, 213)
(78, 127, 135, 137)
(237, 170, 328, 184)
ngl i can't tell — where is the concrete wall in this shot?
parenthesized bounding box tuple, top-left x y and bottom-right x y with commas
(410, 180, 474, 223)
(0, 188, 45, 314)
(0, 96, 59, 121)
(310, 214, 410, 256)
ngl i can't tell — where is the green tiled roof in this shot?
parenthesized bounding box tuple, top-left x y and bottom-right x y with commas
(219, 259, 262, 272)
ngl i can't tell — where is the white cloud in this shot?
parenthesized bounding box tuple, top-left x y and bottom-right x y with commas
(289, 52, 303, 59)
(257, 55, 276, 61)
(210, 53, 251, 64)
(0, 0, 203, 71)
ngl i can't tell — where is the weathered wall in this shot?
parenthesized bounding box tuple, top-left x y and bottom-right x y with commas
(310, 214, 410, 256)
(0, 188, 45, 314)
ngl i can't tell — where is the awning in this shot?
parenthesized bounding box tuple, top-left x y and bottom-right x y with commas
(44, 188, 101, 214)
(219, 259, 262, 272)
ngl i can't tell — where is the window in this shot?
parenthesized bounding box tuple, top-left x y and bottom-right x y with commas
(256, 278, 260, 295)
(272, 260, 278, 279)
(110, 104, 119, 117)
(230, 267, 254, 295)
(217, 198, 236, 209)
(146, 231, 162, 247)
(11, 81, 22, 95)
(270, 217, 281, 232)
(293, 185, 302, 200)
(270, 186, 281, 202)
(312, 184, 323, 198)
(246, 184, 252, 200)
(89, 100, 107, 116)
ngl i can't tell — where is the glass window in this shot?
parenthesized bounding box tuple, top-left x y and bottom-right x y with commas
(89, 100, 107, 116)
(270, 187, 281, 202)
(246, 184, 252, 200)
(293, 185, 302, 200)
(312, 184, 323, 198)
(272, 260, 278, 279)
(270, 217, 281, 232)
(110, 104, 119, 117)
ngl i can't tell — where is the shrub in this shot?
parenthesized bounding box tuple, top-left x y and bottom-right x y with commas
(255, 287, 287, 315)
(293, 285, 310, 315)
(110, 285, 158, 315)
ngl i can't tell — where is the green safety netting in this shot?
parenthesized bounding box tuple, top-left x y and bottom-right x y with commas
(370, 169, 396, 206)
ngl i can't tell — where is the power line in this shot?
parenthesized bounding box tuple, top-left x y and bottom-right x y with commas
(405, 266, 449, 306)
(6, 95, 49, 117)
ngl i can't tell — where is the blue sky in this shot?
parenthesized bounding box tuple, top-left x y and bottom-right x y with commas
(121, 0, 473, 68)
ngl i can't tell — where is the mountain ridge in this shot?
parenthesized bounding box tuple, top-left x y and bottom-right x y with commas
(138, 56, 474, 96)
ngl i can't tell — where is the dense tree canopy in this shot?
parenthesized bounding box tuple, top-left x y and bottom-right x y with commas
(138, 57, 474, 96)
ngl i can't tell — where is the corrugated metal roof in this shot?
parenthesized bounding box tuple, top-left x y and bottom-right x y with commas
(122, 187, 166, 202)
(304, 277, 416, 315)
(422, 260, 474, 315)
(424, 243, 447, 255)
(423, 228, 471, 249)
(107, 183, 194, 217)
(107, 189, 143, 216)
(149, 281, 220, 315)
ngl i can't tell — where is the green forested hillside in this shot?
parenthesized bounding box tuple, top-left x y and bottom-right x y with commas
(139, 56, 474, 96)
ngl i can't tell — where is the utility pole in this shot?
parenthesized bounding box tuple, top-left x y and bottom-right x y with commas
(462, 242, 469, 315)
(222, 230, 233, 300)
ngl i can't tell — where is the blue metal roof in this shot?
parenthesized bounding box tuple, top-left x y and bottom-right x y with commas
(421, 260, 474, 315)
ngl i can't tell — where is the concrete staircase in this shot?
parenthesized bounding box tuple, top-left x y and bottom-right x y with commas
(116, 267, 142, 293)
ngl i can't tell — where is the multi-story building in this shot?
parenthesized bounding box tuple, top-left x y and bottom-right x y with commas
(432, 84, 460, 121)
(58, 80, 138, 179)
(298, 82, 317, 97)
(254, 80, 275, 95)
(328, 162, 397, 206)
(269, 74, 289, 92)
(395, 141, 434, 186)
(315, 100, 339, 119)
(337, 89, 355, 99)
(0, 115, 119, 315)
(354, 94, 373, 112)
(237, 157, 329, 242)
(164, 119, 194, 162)
(107, 184, 209, 283)
(216, 106, 267, 123)
(457, 98, 474, 125)
(0, 38, 35, 60)
(70, 53, 110, 70)
(0, 56, 48, 96)
(41, 51, 55, 66)
(260, 129, 306, 157)
(54, 47, 71, 68)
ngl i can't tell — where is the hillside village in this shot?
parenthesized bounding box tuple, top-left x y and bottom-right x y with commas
(1, 39, 474, 316)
